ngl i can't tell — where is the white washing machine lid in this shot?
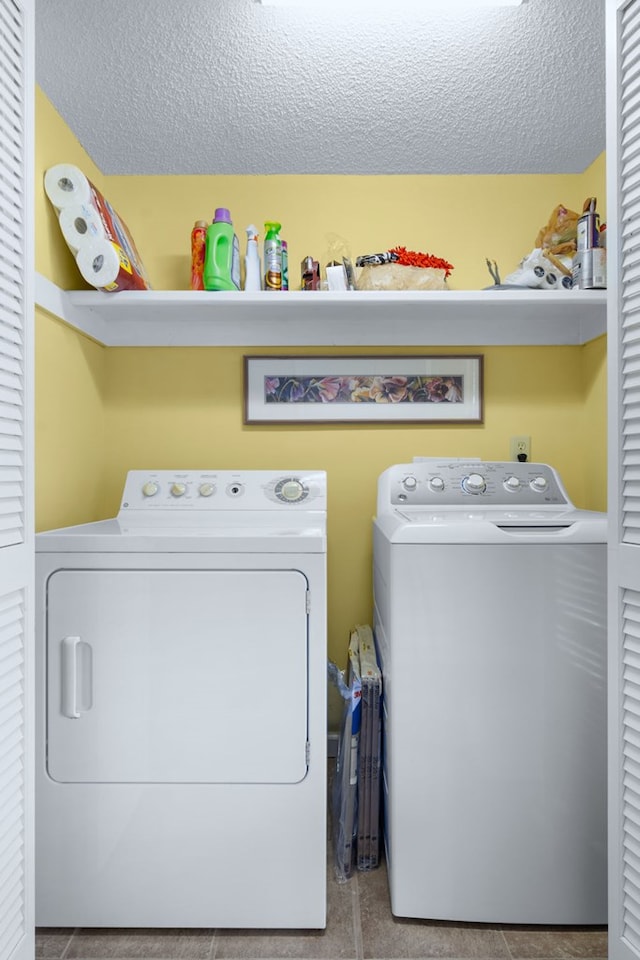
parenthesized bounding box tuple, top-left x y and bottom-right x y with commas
(374, 508, 607, 544)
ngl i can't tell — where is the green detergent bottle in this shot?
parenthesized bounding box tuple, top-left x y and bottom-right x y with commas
(203, 208, 240, 291)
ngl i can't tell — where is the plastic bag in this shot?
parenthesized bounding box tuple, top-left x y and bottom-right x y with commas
(356, 263, 448, 291)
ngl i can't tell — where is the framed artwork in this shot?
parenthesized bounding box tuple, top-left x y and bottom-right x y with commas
(243, 354, 483, 424)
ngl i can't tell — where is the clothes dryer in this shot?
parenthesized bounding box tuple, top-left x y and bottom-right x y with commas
(36, 470, 326, 928)
(373, 460, 606, 924)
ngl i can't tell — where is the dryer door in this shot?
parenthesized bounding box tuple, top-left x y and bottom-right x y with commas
(46, 568, 309, 784)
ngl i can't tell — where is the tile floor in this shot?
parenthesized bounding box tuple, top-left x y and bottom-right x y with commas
(35, 764, 607, 960)
(35, 851, 608, 960)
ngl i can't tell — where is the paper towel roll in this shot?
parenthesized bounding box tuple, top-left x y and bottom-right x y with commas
(58, 203, 106, 252)
(76, 238, 150, 292)
(44, 164, 91, 209)
(45, 162, 151, 292)
(76, 239, 122, 290)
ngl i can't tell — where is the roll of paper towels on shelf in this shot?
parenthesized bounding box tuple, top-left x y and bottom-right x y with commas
(44, 164, 92, 209)
(44, 162, 151, 291)
(58, 202, 107, 252)
(76, 238, 148, 293)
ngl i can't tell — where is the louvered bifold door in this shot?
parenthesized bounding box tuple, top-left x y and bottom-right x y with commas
(0, 2, 33, 960)
(609, 2, 640, 958)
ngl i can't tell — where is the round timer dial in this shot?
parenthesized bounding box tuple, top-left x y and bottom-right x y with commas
(275, 477, 308, 503)
(462, 473, 486, 495)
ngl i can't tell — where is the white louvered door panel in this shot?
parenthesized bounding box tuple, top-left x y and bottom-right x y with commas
(0, 589, 27, 960)
(621, 590, 640, 952)
(0, 2, 33, 960)
(609, 2, 640, 958)
(0, 0, 24, 553)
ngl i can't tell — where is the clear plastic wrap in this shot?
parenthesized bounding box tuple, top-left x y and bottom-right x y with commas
(355, 263, 448, 291)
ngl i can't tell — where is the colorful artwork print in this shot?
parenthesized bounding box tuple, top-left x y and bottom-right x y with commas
(264, 374, 464, 405)
(244, 355, 483, 424)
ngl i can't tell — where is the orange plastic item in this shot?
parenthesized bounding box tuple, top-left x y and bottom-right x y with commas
(390, 245, 454, 278)
(190, 220, 207, 290)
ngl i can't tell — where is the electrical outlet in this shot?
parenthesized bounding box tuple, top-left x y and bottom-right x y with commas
(510, 435, 531, 462)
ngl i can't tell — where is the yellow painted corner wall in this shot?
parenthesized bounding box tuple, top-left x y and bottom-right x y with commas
(581, 334, 607, 509)
(35, 309, 107, 529)
(34, 90, 608, 665)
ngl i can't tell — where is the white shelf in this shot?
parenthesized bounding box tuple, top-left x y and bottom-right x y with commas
(35, 273, 607, 347)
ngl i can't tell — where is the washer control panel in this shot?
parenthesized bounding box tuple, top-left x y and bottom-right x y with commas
(119, 470, 326, 512)
(384, 461, 570, 509)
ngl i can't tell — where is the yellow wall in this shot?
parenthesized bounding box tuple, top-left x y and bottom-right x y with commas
(581, 335, 607, 510)
(105, 167, 604, 293)
(35, 310, 107, 529)
(97, 342, 603, 661)
(582, 151, 607, 221)
(35, 89, 608, 666)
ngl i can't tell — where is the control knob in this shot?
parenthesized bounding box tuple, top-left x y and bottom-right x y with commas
(279, 479, 305, 502)
(504, 476, 521, 492)
(403, 476, 418, 491)
(462, 473, 486, 495)
(142, 481, 159, 498)
(530, 476, 548, 493)
(199, 482, 215, 497)
(170, 482, 187, 498)
(429, 477, 445, 492)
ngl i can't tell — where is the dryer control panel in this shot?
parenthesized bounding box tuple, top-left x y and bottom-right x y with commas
(119, 470, 327, 512)
(379, 461, 571, 512)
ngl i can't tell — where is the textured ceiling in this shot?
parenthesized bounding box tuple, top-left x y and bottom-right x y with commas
(35, 0, 606, 176)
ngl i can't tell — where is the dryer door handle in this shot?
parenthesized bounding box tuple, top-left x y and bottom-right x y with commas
(61, 635, 92, 719)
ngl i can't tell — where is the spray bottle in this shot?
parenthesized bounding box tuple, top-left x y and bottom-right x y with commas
(264, 221, 282, 291)
(244, 225, 262, 291)
(203, 208, 240, 291)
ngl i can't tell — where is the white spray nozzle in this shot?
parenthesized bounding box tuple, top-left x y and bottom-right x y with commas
(246, 224, 259, 240)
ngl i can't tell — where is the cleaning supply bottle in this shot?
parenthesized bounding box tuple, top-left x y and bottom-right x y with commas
(190, 220, 207, 290)
(203, 208, 240, 291)
(264, 221, 282, 291)
(281, 240, 289, 291)
(244, 225, 262, 291)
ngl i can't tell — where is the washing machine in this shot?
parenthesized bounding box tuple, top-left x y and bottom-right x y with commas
(373, 459, 607, 925)
(36, 469, 327, 929)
